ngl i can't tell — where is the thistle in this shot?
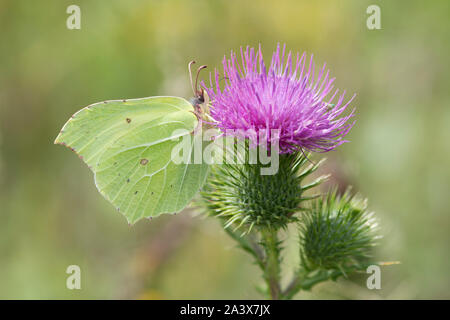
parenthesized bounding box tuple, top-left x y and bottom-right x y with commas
(202, 152, 326, 232)
(201, 44, 382, 300)
(203, 43, 356, 153)
(300, 188, 379, 272)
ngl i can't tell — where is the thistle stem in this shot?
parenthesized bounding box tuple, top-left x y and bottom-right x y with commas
(261, 228, 281, 300)
(282, 269, 346, 299)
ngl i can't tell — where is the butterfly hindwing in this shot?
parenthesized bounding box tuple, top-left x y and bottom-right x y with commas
(55, 96, 209, 223)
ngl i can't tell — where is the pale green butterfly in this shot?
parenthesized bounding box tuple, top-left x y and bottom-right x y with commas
(55, 62, 212, 224)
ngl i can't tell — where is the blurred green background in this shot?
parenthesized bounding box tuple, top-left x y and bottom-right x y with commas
(0, 0, 449, 299)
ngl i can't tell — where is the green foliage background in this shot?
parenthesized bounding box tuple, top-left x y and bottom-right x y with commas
(0, 0, 449, 299)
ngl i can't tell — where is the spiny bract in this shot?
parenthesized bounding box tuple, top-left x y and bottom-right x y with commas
(299, 188, 379, 272)
(202, 152, 327, 232)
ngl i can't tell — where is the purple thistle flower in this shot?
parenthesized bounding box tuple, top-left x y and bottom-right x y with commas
(203, 44, 356, 154)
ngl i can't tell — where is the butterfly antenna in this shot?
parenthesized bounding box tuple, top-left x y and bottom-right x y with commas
(299, 147, 316, 165)
(195, 65, 207, 96)
(188, 60, 196, 96)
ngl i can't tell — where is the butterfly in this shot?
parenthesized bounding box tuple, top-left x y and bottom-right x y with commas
(55, 62, 212, 224)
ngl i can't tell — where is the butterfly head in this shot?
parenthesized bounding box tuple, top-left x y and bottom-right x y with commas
(188, 60, 208, 111)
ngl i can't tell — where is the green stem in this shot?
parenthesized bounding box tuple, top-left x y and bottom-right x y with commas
(282, 269, 345, 299)
(261, 228, 281, 300)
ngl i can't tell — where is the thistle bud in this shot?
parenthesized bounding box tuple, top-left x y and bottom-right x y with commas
(299, 188, 379, 272)
(202, 152, 326, 232)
